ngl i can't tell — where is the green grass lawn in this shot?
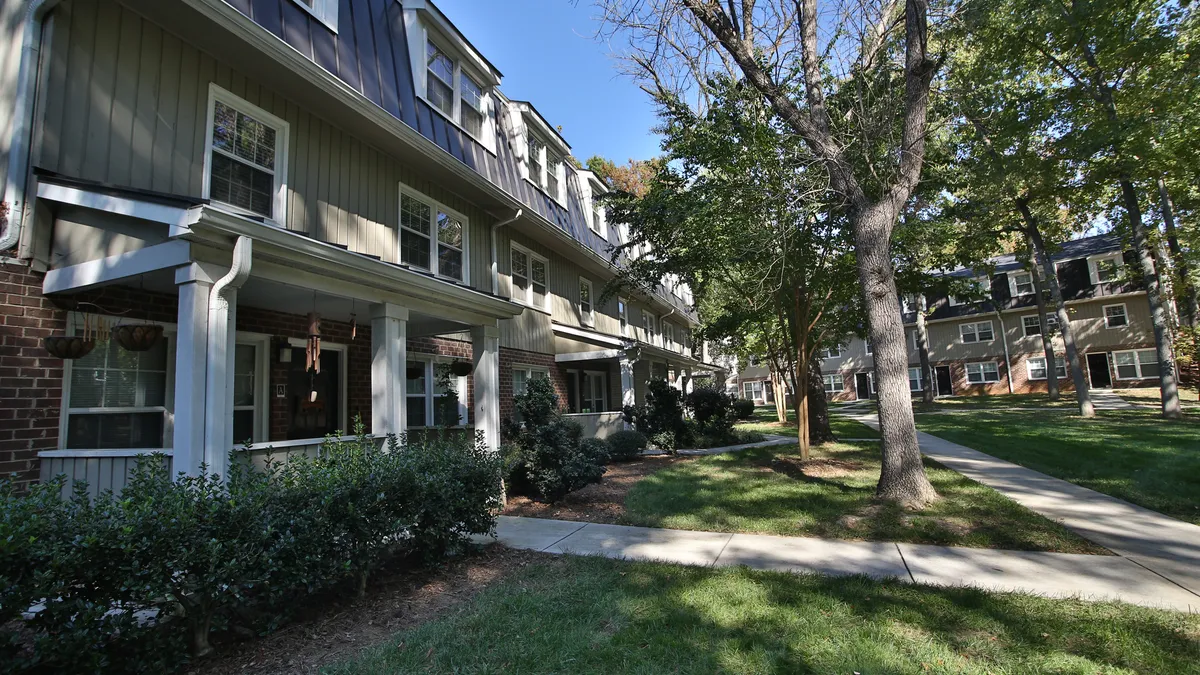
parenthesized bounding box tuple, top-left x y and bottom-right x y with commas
(325, 554, 1200, 675)
(1116, 387, 1200, 409)
(913, 393, 1076, 412)
(917, 410, 1200, 524)
(620, 442, 1103, 553)
(736, 406, 880, 440)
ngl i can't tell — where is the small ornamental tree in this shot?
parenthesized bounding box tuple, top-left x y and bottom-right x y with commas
(502, 378, 608, 502)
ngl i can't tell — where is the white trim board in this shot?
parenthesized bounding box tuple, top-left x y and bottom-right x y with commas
(43, 241, 193, 294)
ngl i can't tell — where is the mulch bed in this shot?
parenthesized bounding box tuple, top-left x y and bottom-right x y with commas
(502, 455, 689, 523)
(187, 545, 543, 675)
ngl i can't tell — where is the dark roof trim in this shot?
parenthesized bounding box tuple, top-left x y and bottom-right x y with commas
(34, 168, 209, 209)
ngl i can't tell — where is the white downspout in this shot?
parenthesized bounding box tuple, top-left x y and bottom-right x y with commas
(203, 236, 252, 477)
(490, 208, 522, 294)
(1, 0, 62, 253)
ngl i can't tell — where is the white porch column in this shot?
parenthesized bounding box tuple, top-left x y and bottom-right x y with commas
(370, 303, 408, 436)
(471, 324, 500, 452)
(172, 264, 212, 477)
(620, 350, 637, 428)
(202, 238, 252, 479)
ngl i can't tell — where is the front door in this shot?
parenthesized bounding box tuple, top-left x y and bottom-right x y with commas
(855, 372, 871, 400)
(935, 365, 953, 397)
(1087, 353, 1112, 389)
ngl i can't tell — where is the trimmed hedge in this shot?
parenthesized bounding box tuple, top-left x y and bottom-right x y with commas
(606, 430, 648, 461)
(732, 398, 757, 420)
(0, 421, 502, 674)
(502, 378, 608, 502)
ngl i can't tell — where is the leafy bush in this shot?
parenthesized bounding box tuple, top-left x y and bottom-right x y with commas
(732, 398, 757, 420)
(622, 379, 690, 452)
(606, 429, 648, 461)
(502, 378, 607, 502)
(685, 387, 736, 437)
(0, 418, 502, 673)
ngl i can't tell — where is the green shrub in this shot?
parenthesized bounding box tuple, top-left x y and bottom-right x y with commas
(732, 398, 756, 420)
(685, 387, 736, 437)
(622, 379, 690, 452)
(502, 378, 607, 502)
(0, 417, 501, 673)
(606, 429, 648, 461)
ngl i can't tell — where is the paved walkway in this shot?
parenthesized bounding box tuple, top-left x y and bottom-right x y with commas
(845, 412, 1200, 599)
(482, 516, 1198, 612)
(1090, 389, 1136, 410)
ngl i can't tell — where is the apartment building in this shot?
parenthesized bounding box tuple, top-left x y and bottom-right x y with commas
(0, 0, 709, 495)
(820, 234, 1162, 401)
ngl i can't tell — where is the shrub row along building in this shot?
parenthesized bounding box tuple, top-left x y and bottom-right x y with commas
(736, 233, 1164, 403)
(0, 0, 713, 495)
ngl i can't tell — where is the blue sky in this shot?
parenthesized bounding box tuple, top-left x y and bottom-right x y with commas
(435, 0, 664, 164)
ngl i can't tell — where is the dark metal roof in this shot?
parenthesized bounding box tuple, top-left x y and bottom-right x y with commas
(34, 168, 210, 209)
(941, 233, 1123, 278)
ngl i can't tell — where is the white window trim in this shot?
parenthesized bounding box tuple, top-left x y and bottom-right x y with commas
(662, 321, 675, 351)
(618, 297, 629, 337)
(289, 0, 338, 32)
(642, 311, 658, 347)
(585, 176, 608, 239)
(910, 330, 919, 351)
(578, 277, 595, 327)
(908, 367, 923, 391)
(823, 374, 844, 393)
(823, 346, 842, 359)
(865, 341, 873, 355)
(509, 242, 550, 312)
(1112, 349, 1159, 380)
(1009, 271, 1035, 297)
(1088, 254, 1123, 285)
(1026, 356, 1067, 381)
(1103, 303, 1128, 329)
(398, 185, 471, 285)
(202, 84, 290, 226)
(959, 320, 995, 344)
(949, 276, 993, 307)
(965, 361, 1001, 384)
(406, 356, 468, 428)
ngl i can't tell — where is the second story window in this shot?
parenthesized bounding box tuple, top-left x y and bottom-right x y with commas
(399, 189, 467, 282)
(1011, 271, 1034, 296)
(204, 86, 289, 223)
(591, 198, 604, 236)
(1090, 254, 1122, 285)
(579, 277, 594, 326)
(663, 322, 675, 351)
(618, 298, 629, 336)
(425, 39, 490, 143)
(511, 245, 548, 310)
(960, 320, 995, 344)
(643, 313, 657, 345)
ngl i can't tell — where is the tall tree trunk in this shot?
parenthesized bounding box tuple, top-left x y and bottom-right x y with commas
(916, 293, 934, 403)
(1027, 242, 1059, 400)
(858, 205, 938, 507)
(771, 369, 788, 422)
(1159, 177, 1197, 329)
(807, 359, 834, 444)
(1021, 202, 1094, 417)
(794, 295, 811, 460)
(1119, 176, 1182, 419)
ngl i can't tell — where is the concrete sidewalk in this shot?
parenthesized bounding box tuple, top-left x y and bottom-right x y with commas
(845, 412, 1200, 598)
(482, 516, 1198, 612)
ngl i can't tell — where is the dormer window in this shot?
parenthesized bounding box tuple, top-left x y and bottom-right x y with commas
(545, 150, 561, 200)
(291, 0, 337, 32)
(1089, 254, 1122, 285)
(424, 39, 490, 143)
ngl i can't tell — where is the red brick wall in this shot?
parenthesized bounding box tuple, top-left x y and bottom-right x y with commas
(498, 346, 568, 422)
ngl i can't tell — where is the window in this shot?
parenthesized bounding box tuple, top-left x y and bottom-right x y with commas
(1104, 304, 1128, 328)
(1027, 356, 1067, 381)
(642, 312, 657, 345)
(579, 277, 594, 326)
(1022, 314, 1059, 337)
(406, 360, 464, 428)
(823, 374, 844, 393)
(865, 341, 873, 355)
(1090, 254, 1122, 285)
(1011, 271, 1034, 296)
(965, 362, 1000, 384)
(291, 0, 337, 32)
(545, 151, 562, 201)
(1113, 349, 1159, 380)
(512, 366, 549, 397)
(618, 298, 629, 337)
(510, 244, 548, 309)
(424, 38, 490, 142)
(949, 276, 992, 306)
(66, 338, 170, 450)
(527, 136, 545, 188)
(910, 330, 920, 350)
(908, 367, 923, 392)
(204, 86, 289, 222)
(742, 381, 764, 400)
(901, 294, 916, 313)
(580, 371, 607, 413)
(232, 344, 258, 444)
(663, 322, 675, 351)
(822, 345, 842, 359)
(590, 196, 604, 236)
(960, 320, 995, 343)
(399, 189, 466, 282)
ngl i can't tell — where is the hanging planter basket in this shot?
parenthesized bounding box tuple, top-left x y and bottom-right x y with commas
(449, 360, 473, 377)
(43, 336, 95, 360)
(406, 364, 424, 379)
(114, 323, 163, 352)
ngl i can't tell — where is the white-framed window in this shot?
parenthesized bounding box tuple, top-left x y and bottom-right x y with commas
(910, 330, 920, 350)
(399, 188, 468, 283)
(424, 37, 490, 143)
(232, 341, 270, 444)
(510, 243, 548, 310)
(1022, 314, 1059, 337)
(908, 367, 923, 392)
(663, 322, 675, 351)
(949, 276, 992, 306)
(865, 341, 874, 355)
(1089, 254, 1123, 285)
(960, 320, 995, 344)
(203, 84, 289, 223)
(406, 358, 466, 428)
(1027, 356, 1067, 381)
(823, 374, 844, 393)
(578, 277, 594, 326)
(642, 312, 657, 346)
(742, 380, 765, 400)
(965, 361, 1000, 384)
(576, 371, 607, 413)
(512, 365, 549, 397)
(822, 345, 842, 359)
(527, 135, 545, 189)
(1113, 349, 1159, 380)
(590, 195, 605, 236)
(618, 298, 629, 337)
(1010, 271, 1035, 296)
(525, 132, 564, 203)
(291, 0, 338, 32)
(1104, 304, 1128, 328)
(64, 336, 172, 450)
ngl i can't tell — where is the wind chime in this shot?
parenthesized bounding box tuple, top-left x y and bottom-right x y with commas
(305, 305, 322, 403)
(349, 298, 357, 341)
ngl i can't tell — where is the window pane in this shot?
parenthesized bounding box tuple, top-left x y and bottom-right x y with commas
(1023, 316, 1040, 336)
(437, 212, 462, 247)
(67, 412, 164, 450)
(1137, 350, 1160, 378)
(407, 397, 426, 427)
(232, 409, 254, 445)
(1117, 363, 1139, 379)
(210, 153, 274, 218)
(1029, 358, 1047, 379)
(513, 369, 528, 396)
(977, 323, 994, 341)
(406, 361, 426, 395)
(234, 344, 256, 407)
(401, 196, 432, 235)
(531, 259, 546, 287)
(438, 246, 463, 281)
